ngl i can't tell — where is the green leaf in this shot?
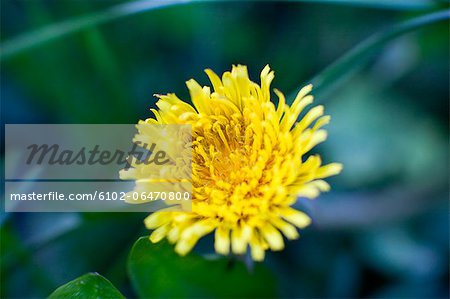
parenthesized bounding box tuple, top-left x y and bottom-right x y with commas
(48, 273, 125, 299)
(128, 237, 276, 298)
(0, 0, 442, 61)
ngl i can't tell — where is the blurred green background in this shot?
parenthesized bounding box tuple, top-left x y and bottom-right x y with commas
(1, 1, 449, 298)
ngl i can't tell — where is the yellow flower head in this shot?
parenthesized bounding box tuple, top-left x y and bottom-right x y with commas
(132, 65, 342, 261)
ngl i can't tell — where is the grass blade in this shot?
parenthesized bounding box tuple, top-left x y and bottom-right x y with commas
(288, 9, 450, 102)
(286, 0, 440, 10)
(0, 0, 441, 61)
(0, 0, 192, 60)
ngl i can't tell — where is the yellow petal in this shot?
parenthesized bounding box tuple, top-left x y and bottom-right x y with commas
(301, 129, 328, 154)
(186, 79, 211, 115)
(175, 220, 216, 256)
(270, 217, 299, 240)
(144, 212, 172, 229)
(175, 239, 194, 256)
(149, 224, 170, 243)
(295, 84, 313, 101)
(214, 226, 230, 255)
(295, 105, 324, 132)
(249, 233, 266, 262)
(205, 69, 223, 93)
(179, 220, 216, 241)
(167, 226, 182, 243)
(261, 223, 284, 251)
(231, 225, 252, 254)
(316, 163, 343, 178)
(280, 207, 312, 228)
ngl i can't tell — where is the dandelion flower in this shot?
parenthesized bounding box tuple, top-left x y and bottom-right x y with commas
(126, 65, 342, 261)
